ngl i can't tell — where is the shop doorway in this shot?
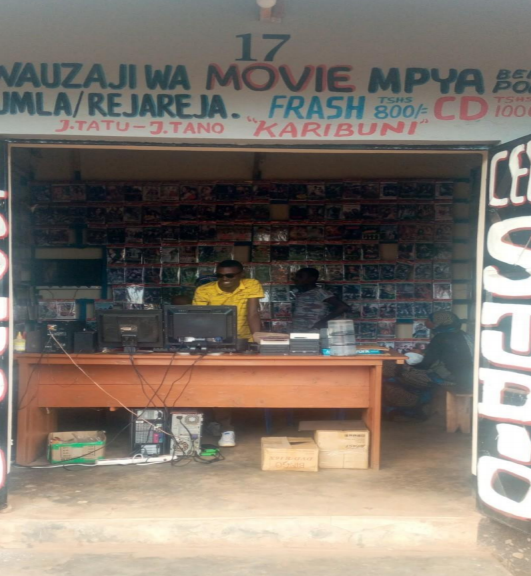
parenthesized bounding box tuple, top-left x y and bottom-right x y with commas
(2, 143, 487, 549)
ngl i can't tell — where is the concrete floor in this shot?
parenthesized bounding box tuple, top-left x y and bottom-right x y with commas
(0, 549, 511, 576)
(479, 518, 531, 576)
(0, 414, 481, 553)
(7, 414, 474, 521)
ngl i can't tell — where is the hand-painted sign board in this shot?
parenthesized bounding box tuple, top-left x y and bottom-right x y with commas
(478, 134, 531, 531)
(1, 0, 531, 143)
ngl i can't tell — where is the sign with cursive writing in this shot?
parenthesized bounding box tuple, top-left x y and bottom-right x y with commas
(478, 135, 531, 532)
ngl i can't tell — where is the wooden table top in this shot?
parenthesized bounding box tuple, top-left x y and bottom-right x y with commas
(15, 350, 406, 366)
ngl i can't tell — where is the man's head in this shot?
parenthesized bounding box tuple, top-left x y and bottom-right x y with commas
(294, 267, 319, 289)
(216, 260, 244, 292)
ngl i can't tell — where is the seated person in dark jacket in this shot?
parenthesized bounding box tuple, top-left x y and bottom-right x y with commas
(384, 311, 473, 409)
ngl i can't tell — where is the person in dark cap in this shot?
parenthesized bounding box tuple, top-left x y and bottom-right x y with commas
(383, 311, 473, 413)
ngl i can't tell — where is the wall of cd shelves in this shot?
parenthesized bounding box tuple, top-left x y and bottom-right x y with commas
(29, 178, 460, 348)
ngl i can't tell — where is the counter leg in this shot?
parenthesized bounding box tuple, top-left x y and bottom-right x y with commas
(362, 362, 382, 470)
(16, 362, 57, 465)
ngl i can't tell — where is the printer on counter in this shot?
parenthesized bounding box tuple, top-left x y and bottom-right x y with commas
(289, 333, 320, 356)
(259, 337, 290, 355)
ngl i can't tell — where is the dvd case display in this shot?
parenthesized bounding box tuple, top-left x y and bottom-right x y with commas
(85, 229, 106, 245)
(362, 303, 379, 318)
(270, 264, 290, 284)
(359, 322, 378, 339)
(107, 248, 125, 265)
(377, 322, 396, 338)
(179, 267, 198, 286)
(414, 263, 432, 280)
(379, 283, 396, 300)
(252, 265, 272, 283)
(361, 227, 378, 241)
(144, 267, 162, 285)
(162, 247, 180, 263)
(347, 302, 361, 318)
(361, 284, 378, 300)
(271, 245, 290, 261)
(413, 321, 431, 339)
(161, 267, 180, 285)
(124, 206, 142, 224)
(344, 265, 361, 281)
(414, 283, 432, 300)
(31, 178, 456, 340)
(343, 284, 361, 300)
(396, 283, 415, 300)
(252, 245, 271, 263)
(289, 226, 308, 241)
(125, 268, 144, 284)
(380, 264, 395, 280)
(395, 263, 413, 281)
(343, 245, 362, 261)
(289, 245, 307, 261)
(271, 225, 289, 242)
(433, 282, 453, 300)
(396, 302, 415, 319)
(271, 285, 290, 302)
(125, 228, 143, 244)
(362, 265, 380, 281)
(379, 303, 397, 318)
(125, 247, 143, 264)
(414, 301, 433, 318)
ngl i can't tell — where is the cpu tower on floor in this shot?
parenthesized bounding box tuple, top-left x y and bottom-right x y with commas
(131, 409, 166, 456)
(170, 410, 203, 456)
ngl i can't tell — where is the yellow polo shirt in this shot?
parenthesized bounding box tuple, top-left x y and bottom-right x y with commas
(192, 278, 264, 340)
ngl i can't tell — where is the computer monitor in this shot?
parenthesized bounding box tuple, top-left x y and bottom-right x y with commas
(164, 305, 237, 351)
(97, 310, 164, 352)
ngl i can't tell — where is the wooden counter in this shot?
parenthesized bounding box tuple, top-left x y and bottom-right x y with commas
(15, 352, 405, 469)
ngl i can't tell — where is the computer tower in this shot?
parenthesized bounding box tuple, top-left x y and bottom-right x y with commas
(44, 321, 85, 353)
(131, 409, 166, 456)
(170, 410, 203, 456)
(74, 331, 97, 353)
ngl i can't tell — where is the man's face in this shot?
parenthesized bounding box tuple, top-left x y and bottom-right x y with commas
(216, 266, 243, 291)
(294, 271, 314, 287)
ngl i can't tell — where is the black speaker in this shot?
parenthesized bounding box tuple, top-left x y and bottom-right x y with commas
(25, 329, 45, 353)
(73, 331, 97, 353)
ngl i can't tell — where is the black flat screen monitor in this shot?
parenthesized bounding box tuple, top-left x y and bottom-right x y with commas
(97, 310, 164, 351)
(164, 305, 237, 351)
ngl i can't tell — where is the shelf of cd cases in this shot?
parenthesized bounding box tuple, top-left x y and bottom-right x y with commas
(31, 179, 457, 341)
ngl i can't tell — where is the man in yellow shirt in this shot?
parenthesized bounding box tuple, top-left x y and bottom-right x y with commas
(193, 260, 264, 446)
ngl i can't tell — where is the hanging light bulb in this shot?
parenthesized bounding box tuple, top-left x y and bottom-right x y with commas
(257, 0, 277, 8)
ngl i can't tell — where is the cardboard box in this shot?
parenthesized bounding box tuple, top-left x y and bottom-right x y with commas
(261, 437, 319, 472)
(298, 421, 370, 469)
(318, 449, 369, 470)
(48, 430, 106, 464)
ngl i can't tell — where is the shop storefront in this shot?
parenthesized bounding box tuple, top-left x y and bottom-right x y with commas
(0, 0, 531, 544)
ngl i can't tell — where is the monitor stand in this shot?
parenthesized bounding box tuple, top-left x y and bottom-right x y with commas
(120, 324, 138, 354)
